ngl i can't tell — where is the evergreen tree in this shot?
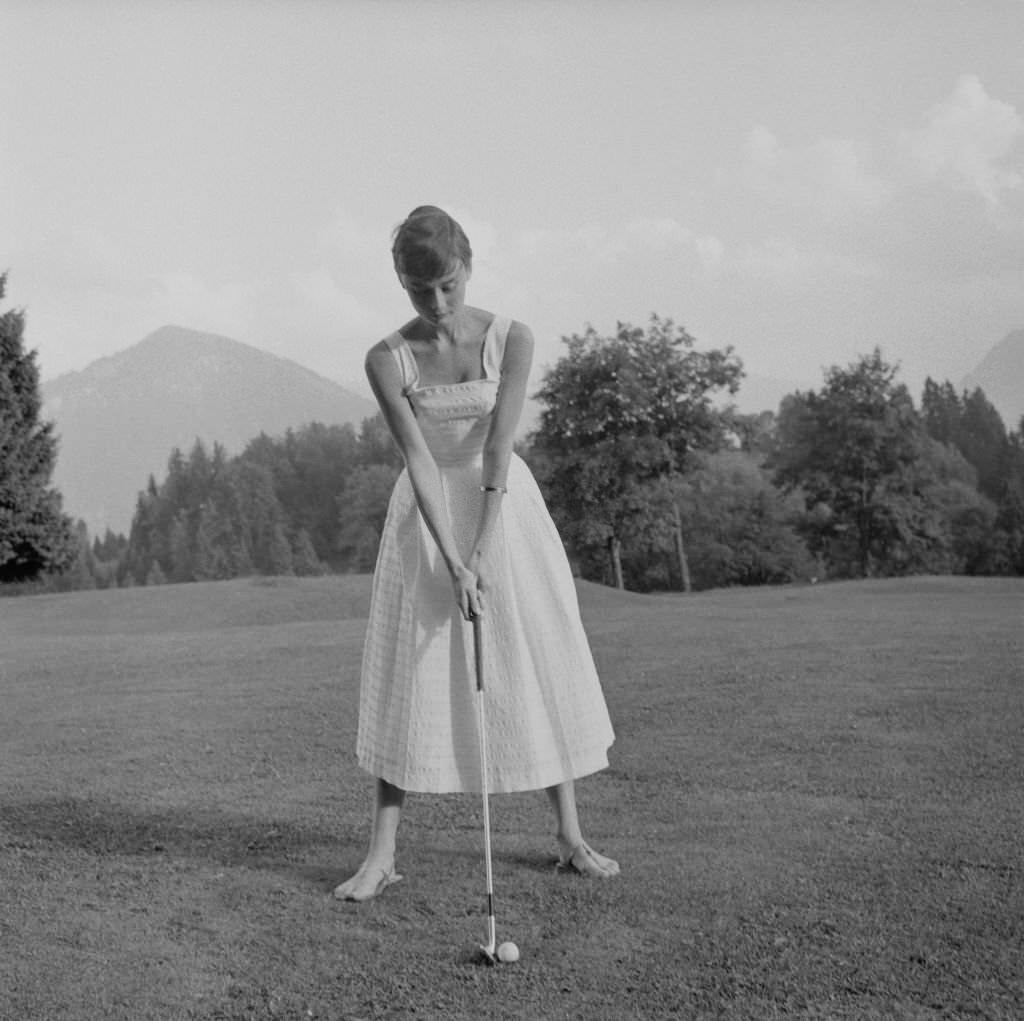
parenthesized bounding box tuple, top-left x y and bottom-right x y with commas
(959, 387, 1011, 502)
(921, 379, 1010, 502)
(357, 413, 404, 470)
(0, 274, 76, 582)
(266, 522, 295, 576)
(290, 528, 324, 576)
(90, 527, 126, 589)
(193, 503, 236, 580)
(145, 560, 167, 586)
(920, 378, 1023, 574)
(997, 426, 1024, 574)
(239, 422, 361, 568)
(337, 463, 402, 571)
(125, 476, 163, 585)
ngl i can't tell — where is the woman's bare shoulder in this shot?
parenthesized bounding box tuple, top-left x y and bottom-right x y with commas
(364, 336, 403, 388)
(365, 336, 393, 364)
(506, 318, 535, 350)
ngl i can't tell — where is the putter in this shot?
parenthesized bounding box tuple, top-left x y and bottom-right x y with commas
(472, 612, 499, 965)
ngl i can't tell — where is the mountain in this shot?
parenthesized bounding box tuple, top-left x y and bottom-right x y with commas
(42, 325, 378, 536)
(959, 329, 1024, 430)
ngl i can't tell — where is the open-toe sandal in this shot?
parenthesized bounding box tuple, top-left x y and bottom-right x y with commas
(556, 841, 618, 878)
(333, 867, 403, 902)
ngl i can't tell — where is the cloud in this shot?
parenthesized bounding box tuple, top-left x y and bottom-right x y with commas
(742, 125, 890, 219)
(903, 74, 1024, 206)
(623, 217, 694, 250)
(317, 209, 390, 274)
(446, 208, 498, 265)
(516, 217, 721, 274)
(730, 236, 879, 288)
(694, 235, 725, 272)
(518, 222, 617, 266)
(151, 273, 251, 335)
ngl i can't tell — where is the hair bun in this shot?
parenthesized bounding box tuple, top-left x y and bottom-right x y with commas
(392, 206, 473, 279)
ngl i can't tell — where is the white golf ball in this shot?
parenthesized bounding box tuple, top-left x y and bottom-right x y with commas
(497, 940, 520, 963)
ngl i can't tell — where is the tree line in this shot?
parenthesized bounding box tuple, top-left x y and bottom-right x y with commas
(529, 317, 1023, 589)
(3, 272, 1022, 594)
(52, 418, 404, 591)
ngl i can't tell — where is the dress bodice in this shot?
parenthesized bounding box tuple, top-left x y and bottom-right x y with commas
(385, 316, 509, 467)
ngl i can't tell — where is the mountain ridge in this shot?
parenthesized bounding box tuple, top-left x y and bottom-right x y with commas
(43, 326, 377, 535)
(40, 324, 1023, 538)
(958, 328, 1024, 429)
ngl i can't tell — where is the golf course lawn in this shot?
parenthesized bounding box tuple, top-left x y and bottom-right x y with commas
(1, 574, 1021, 1020)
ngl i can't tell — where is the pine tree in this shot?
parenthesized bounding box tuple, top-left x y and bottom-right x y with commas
(290, 528, 324, 576)
(0, 274, 76, 582)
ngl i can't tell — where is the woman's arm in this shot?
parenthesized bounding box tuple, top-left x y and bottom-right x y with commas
(468, 321, 535, 574)
(365, 341, 481, 619)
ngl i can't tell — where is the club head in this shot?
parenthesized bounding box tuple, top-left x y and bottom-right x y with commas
(477, 943, 497, 966)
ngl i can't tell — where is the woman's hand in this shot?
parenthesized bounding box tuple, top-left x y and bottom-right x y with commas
(451, 563, 483, 621)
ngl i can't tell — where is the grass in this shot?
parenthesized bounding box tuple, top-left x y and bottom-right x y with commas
(0, 574, 1021, 1020)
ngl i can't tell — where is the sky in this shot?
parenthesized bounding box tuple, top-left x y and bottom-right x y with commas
(3, 0, 1023, 404)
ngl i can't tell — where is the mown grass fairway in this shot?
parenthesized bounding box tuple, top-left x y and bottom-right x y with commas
(1, 576, 1021, 1020)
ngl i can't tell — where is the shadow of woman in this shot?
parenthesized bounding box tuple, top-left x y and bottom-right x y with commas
(0, 793, 361, 892)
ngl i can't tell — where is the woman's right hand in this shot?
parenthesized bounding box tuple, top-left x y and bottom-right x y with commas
(451, 563, 483, 622)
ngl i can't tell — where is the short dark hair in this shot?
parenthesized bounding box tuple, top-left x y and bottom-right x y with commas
(392, 206, 472, 279)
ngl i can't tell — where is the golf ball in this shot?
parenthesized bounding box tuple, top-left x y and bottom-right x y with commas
(497, 941, 520, 963)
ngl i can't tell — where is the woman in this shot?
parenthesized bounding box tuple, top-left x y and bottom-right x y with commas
(335, 206, 618, 902)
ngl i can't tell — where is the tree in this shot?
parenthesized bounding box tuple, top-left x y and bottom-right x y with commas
(0, 274, 76, 582)
(290, 528, 324, 576)
(356, 413, 404, 471)
(772, 349, 936, 578)
(673, 451, 816, 590)
(913, 437, 1001, 575)
(529, 315, 743, 588)
(239, 422, 363, 569)
(921, 379, 1010, 502)
(47, 520, 98, 593)
(337, 463, 402, 571)
(125, 475, 163, 585)
(920, 378, 1023, 574)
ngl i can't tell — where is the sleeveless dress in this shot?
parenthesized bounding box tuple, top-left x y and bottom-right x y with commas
(356, 314, 615, 794)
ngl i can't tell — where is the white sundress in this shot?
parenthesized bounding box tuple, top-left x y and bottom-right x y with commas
(356, 314, 615, 794)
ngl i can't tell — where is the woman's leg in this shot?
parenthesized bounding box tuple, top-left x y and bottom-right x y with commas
(333, 778, 406, 901)
(545, 779, 620, 878)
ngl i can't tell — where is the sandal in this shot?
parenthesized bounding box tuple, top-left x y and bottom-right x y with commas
(333, 866, 403, 902)
(556, 841, 620, 878)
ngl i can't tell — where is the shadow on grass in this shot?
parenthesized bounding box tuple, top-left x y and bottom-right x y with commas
(0, 794, 361, 892)
(413, 841, 557, 875)
(0, 795, 558, 893)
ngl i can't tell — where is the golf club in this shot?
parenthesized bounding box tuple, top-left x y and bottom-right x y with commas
(471, 612, 499, 964)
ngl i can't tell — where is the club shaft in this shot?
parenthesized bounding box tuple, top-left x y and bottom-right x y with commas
(473, 615, 497, 952)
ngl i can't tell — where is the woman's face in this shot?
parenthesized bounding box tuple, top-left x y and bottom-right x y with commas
(400, 260, 469, 328)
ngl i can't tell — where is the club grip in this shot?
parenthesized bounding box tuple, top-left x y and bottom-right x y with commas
(472, 614, 485, 692)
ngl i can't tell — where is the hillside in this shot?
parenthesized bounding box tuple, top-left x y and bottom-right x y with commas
(42, 326, 377, 536)
(960, 328, 1024, 429)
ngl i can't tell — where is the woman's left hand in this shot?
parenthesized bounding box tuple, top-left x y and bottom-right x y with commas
(451, 563, 483, 621)
(465, 553, 489, 621)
